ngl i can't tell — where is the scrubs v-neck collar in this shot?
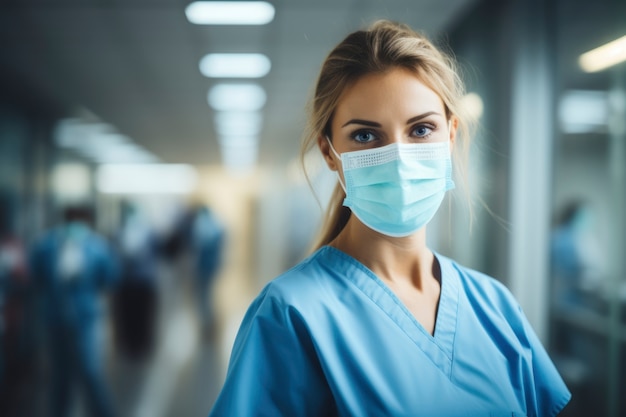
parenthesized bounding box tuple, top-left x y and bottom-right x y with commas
(320, 245, 460, 378)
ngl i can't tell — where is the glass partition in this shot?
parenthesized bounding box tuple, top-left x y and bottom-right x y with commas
(549, 1, 626, 415)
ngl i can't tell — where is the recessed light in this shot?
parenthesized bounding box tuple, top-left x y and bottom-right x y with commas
(185, 1, 275, 25)
(214, 111, 263, 136)
(200, 53, 271, 78)
(208, 84, 266, 111)
(219, 139, 259, 173)
(97, 164, 198, 194)
(53, 119, 158, 163)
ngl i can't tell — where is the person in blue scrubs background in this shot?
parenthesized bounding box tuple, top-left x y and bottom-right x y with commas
(30, 205, 119, 417)
(209, 20, 571, 417)
(190, 204, 225, 335)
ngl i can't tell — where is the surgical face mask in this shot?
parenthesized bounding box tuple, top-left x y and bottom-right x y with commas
(327, 138, 455, 237)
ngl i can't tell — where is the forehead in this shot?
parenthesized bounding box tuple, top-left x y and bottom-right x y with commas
(333, 68, 446, 123)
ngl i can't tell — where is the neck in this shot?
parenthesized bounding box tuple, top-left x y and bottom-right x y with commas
(330, 215, 436, 290)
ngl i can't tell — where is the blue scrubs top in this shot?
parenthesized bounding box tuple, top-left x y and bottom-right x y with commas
(209, 246, 570, 417)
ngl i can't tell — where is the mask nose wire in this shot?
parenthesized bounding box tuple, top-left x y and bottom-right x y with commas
(325, 136, 347, 193)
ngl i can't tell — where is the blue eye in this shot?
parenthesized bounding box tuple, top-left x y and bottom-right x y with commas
(352, 130, 377, 143)
(413, 125, 433, 138)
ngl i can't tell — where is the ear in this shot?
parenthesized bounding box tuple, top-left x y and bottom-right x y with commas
(448, 116, 459, 153)
(317, 135, 339, 171)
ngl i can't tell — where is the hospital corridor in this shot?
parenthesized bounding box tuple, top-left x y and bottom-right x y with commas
(1, 0, 626, 416)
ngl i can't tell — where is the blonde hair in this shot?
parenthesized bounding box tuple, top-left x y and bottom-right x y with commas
(300, 20, 473, 250)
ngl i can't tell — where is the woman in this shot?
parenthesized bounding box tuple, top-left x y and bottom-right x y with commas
(209, 20, 570, 416)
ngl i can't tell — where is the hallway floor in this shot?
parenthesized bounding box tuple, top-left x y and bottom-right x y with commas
(107, 258, 227, 417)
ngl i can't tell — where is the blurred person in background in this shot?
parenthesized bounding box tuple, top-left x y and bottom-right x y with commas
(190, 204, 225, 337)
(111, 201, 159, 361)
(159, 202, 226, 335)
(159, 203, 194, 263)
(30, 204, 119, 417)
(550, 199, 604, 310)
(209, 20, 570, 416)
(0, 194, 33, 417)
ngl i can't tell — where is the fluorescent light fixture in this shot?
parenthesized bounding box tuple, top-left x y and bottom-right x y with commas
(217, 135, 259, 173)
(558, 90, 609, 134)
(208, 84, 266, 111)
(54, 120, 116, 148)
(97, 164, 198, 194)
(53, 119, 159, 164)
(214, 111, 263, 136)
(200, 53, 271, 78)
(185, 1, 275, 25)
(579, 35, 626, 73)
(218, 135, 259, 148)
(220, 142, 258, 173)
(76, 133, 125, 156)
(93, 141, 159, 164)
(53, 118, 79, 147)
(76, 134, 158, 164)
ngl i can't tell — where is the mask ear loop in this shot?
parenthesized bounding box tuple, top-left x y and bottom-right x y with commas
(325, 136, 347, 193)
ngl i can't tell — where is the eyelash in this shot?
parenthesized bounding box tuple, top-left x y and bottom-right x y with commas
(351, 129, 378, 143)
(349, 123, 436, 144)
(411, 124, 435, 139)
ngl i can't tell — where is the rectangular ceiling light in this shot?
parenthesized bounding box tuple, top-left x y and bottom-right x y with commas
(200, 53, 271, 78)
(185, 1, 275, 25)
(579, 35, 626, 73)
(54, 119, 112, 148)
(219, 139, 259, 174)
(214, 111, 263, 136)
(53, 119, 158, 164)
(97, 164, 198, 194)
(208, 84, 266, 111)
(91, 141, 158, 164)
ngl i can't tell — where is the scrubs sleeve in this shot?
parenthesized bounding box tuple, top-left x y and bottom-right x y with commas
(517, 304, 571, 416)
(209, 286, 336, 417)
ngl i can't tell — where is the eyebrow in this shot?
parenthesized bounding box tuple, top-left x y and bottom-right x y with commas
(341, 119, 381, 128)
(406, 111, 441, 124)
(341, 111, 442, 128)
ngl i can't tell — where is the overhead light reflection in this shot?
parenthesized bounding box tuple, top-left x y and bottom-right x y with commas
(96, 164, 198, 194)
(214, 111, 263, 136)
(200, 53, 271, 78)
(91, 141, 158, 164)
(54, 120, 115, 148)
(217, 135, 259, 174)
(53, 118, 158, 164)
(218, 135, 258, 147)
(208, 84, 266, 111)
(214, 112, 263, 173)
(185, 1, 275, 25)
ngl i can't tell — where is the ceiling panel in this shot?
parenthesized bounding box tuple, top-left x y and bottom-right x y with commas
(0, 0, 479, 166)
